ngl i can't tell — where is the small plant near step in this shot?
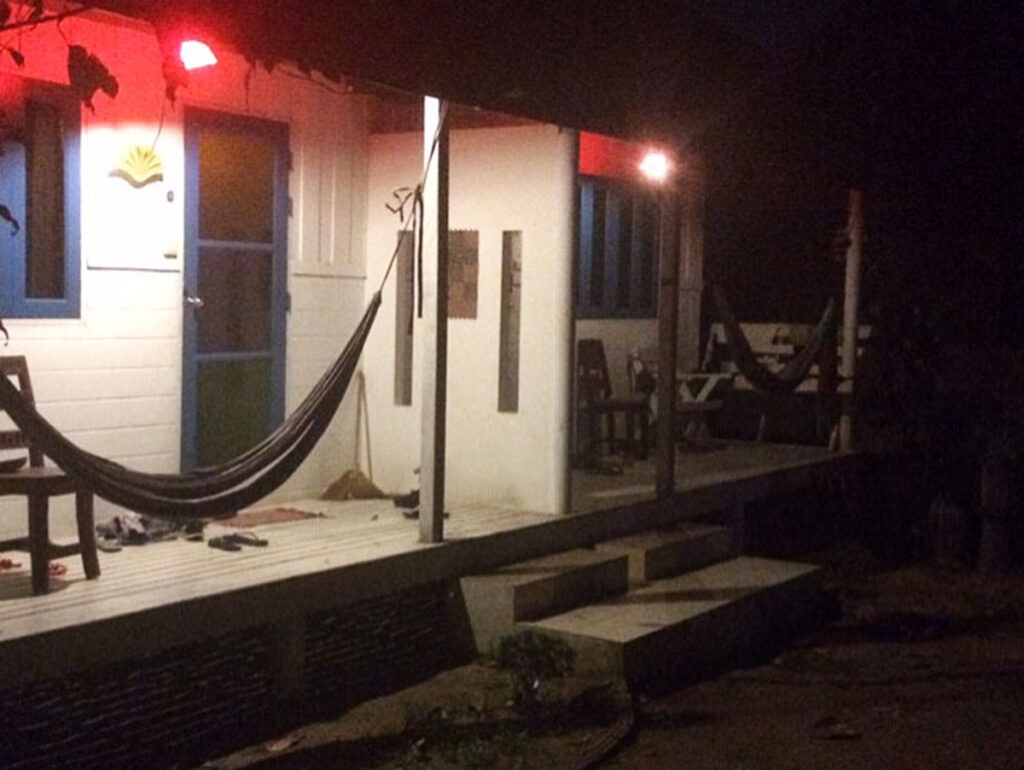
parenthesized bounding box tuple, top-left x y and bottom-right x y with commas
(495, 631, 575, 719)
(439, 734, 498, 768)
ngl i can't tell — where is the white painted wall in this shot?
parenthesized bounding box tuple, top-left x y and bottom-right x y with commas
(0, 12, 368, 539)
(362, 124, 576, 514)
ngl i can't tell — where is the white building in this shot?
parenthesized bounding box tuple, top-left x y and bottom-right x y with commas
(0, 6, 706, 539)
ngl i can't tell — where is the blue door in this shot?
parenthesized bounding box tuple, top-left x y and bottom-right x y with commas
(182, 109, 289, 471)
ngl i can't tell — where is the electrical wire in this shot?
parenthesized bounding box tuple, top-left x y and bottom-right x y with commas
(377, 100, 449, 295)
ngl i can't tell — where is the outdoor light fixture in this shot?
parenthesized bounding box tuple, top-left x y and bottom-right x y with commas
(639, 151, 670, 183)
(179, 39, 217, 71)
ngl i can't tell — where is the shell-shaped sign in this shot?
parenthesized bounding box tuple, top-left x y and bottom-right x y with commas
(110, 144, 164, 188)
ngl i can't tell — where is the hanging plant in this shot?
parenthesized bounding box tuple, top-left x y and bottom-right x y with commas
(67, 43, 119, 111)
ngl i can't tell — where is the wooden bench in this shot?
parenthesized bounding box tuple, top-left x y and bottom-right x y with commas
(0, 356, 99, 594)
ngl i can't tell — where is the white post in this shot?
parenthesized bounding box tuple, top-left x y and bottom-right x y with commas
(420, 97, 448, 542)
(839, 188, 864, 452)
(553, 130, 578, 515)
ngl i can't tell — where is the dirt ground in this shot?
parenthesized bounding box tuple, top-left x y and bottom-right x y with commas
(608, 555, 1024, 770)
(207, 546, 1024, 769)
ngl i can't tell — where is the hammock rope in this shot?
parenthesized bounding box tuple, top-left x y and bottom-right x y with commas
(711, 284, 837, 395)
(0, 105, 452, 518)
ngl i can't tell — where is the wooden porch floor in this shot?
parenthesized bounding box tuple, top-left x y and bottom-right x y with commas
(0, 441, 856, 690)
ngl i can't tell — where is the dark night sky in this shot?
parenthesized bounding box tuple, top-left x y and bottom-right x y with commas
(697, 1, 1022, 341)
(703, 0, 846, 52)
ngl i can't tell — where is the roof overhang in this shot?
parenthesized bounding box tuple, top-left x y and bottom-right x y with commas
(81, 0, 767, 151)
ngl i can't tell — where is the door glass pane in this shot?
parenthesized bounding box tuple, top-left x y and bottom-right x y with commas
(590, 189, 606, 308)
(636, 199, 658, 311)
(197, 359, 271, 467)
(25, 98, 65, 299)
(197, 247, 271, 353)
(616, 194, 633, 311)
(198, 129, 274, 242)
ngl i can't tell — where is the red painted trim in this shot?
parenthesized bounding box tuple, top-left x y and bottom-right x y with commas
(579, 131, 673, 183)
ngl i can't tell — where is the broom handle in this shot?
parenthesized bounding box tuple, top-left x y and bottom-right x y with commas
(354, 371, 374, 479)
(362, 373, 373, 479)
(354, 371, 364, 471)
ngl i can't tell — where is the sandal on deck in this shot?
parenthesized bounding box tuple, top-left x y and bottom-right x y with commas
(97, 537, 122, 553)
(225, 531, 268, 548)
(401, 509, 448, 520)
(208, 536, 242, 552)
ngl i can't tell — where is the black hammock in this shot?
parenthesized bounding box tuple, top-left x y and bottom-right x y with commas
(0, 292, 381, 519)
(710, 284, 837, 395)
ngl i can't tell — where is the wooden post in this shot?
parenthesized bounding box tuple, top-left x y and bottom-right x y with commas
(656, 192, 680, 502)
(677, 175, 705, 373)
(420, 98, 449, 543)
(839, 189, 863, 452)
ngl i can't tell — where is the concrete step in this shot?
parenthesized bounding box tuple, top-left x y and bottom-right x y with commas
(459, 548, 629, 654)
(595, 524, 734, 584)
(520, 556, 823, 692)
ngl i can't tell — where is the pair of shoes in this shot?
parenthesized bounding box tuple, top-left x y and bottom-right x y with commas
(401, 509, 449, 520)
(393, 489, 419, 509)
(97, 536, 122, 553)
(208, 531, 269, 551)
(183, 520, 205, 542)
(208, 535, 241, 551)
(229, 531, 268, 547)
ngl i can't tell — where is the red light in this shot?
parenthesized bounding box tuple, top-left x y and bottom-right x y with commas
(180, 40, 217, 71)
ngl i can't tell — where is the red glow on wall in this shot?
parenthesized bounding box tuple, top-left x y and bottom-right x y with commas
(578, 132, 645, 181)
(180, 39, 217, 71)
(579, 131, 677, 184)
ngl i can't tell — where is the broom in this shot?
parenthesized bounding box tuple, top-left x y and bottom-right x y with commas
(321, 371, 388, 500)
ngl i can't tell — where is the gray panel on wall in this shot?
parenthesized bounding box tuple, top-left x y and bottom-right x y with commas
(498, 231, 522, 413)
(394, 231, 414, 405)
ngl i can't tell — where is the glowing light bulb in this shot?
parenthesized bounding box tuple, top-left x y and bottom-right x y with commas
(180, 40, 217, 71)
(639, 151, 670, 183)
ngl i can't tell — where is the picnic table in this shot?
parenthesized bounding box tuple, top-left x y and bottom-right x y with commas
(676, 372, 733, 443)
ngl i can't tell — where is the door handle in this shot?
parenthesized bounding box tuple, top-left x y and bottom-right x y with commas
(184, 294, 205, 309)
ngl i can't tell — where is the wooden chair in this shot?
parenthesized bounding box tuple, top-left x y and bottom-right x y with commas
(577, 339, 650, 462)
(0, 356, 99, 594)
(628, 346, 730, 446)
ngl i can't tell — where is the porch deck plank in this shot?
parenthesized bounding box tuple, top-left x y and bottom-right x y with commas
(0, 501, 555, 637)
(0, 442, 856, 689)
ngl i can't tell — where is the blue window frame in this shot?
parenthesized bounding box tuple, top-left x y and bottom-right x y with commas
(576, 175, 660, 319)
(0, 79, 80, 319)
